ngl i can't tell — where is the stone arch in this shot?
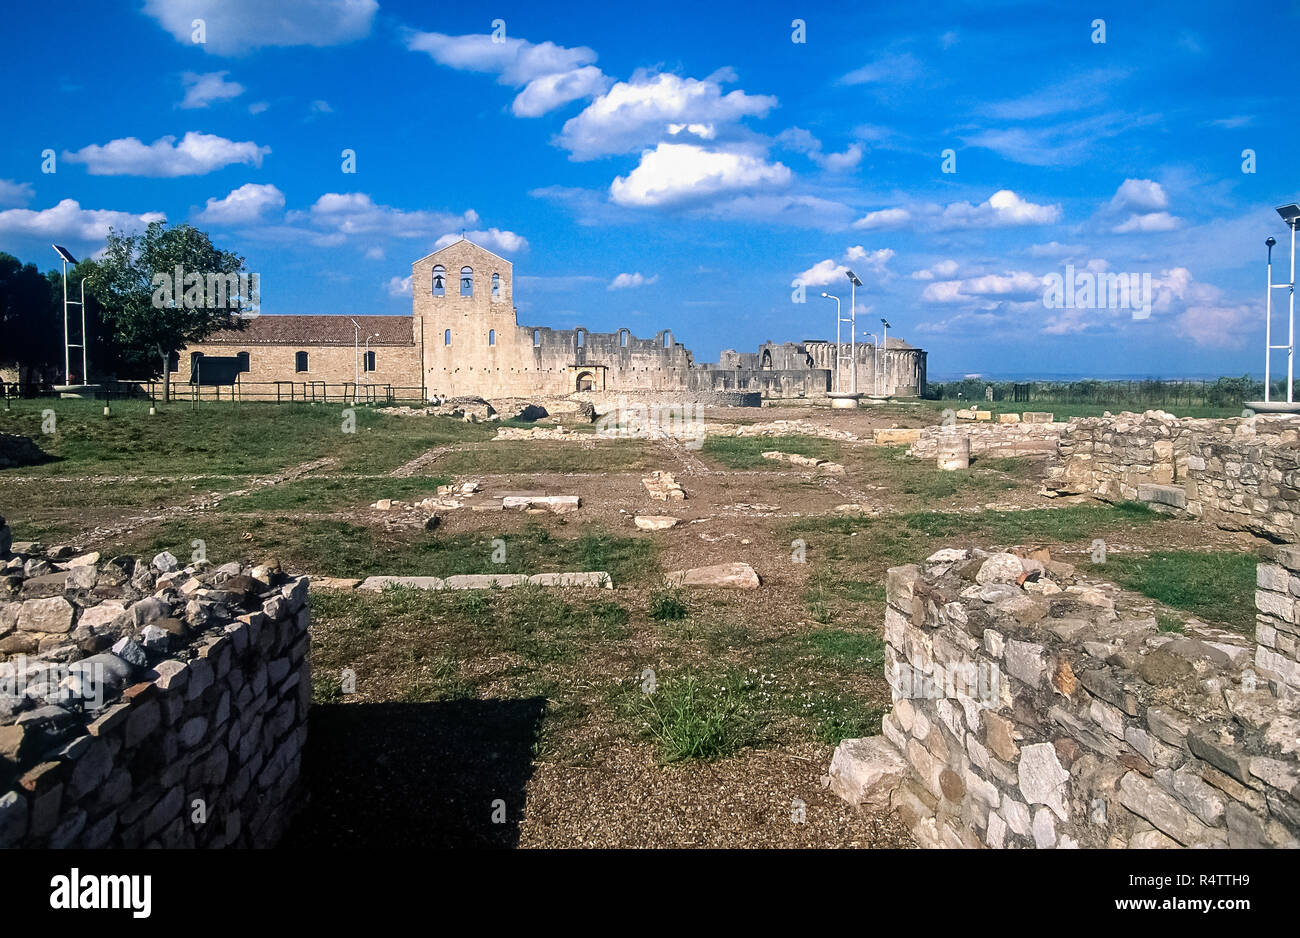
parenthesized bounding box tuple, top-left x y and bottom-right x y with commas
(760, 348, 773, 370)
(575, 370, 596, 392)
(432, 265, 445, 296)
(618, 328, 629, 348)
(460, 266, 473, 297)
(491, 272, 502, 301)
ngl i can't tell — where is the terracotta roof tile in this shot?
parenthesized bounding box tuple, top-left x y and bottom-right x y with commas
(200, 315, 413, 347)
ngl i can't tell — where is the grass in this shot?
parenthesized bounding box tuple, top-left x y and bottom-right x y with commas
(858, 445, 1040, 501)
(1087, 550, 1260, 634)
(216, 475, 453, 512)
(434, 440, 656, 475)
(648, 588, 689, 621)
(99, 517, 657, 584)
(626, 670, 759, 762)
(701, 434, 842, 469)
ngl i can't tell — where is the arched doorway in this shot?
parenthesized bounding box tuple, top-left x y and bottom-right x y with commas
(575, 371, 596, 392)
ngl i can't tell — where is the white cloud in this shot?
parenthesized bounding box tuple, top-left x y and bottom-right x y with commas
(143, 0, 377, 55)
(608, 272, 658, 290)
(249, 101, 270, 115)
(840, 53, 925, 86)
(609, 143, 790, 208)
(853, 207, 910, 230)
(796, 246, 893, 288)
(386, 275, 412, 297)
(793, 258, 848, 287)
(939, 190, 1061, 229)
(921, 270, 1044, 304)
(434, 228, 529, 254)
(1030, 241, 1088, 258)
(65, 132, 270, 177)
(1109, 178, 1169, 214)
(0, 179, 33, 208)
(777, 127, 863, 172)
(195, 183, 285, 225)
(843, 246, 894, 275)
(910, 259, 960, 280)
(407, 31, 607, 118)
(561, 72, 778, 160)
(179, 71, 245, 109)
(293, 192, 478, 240)
(0, 199, 165, 241)
(513, 66, 610, 117)
(1112, 211, 1179, 233)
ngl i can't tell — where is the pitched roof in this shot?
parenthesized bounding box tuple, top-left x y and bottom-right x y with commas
(411, 238, 512, 268)
(198, 314, 413, 347)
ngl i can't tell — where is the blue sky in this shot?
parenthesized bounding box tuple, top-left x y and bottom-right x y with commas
(1, 0, 1297, 378)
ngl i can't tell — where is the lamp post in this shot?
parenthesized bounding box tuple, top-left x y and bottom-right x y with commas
(1266, 236, 1277, 403)
(348, 318, 362, 402)
(880, 318, 892, 397)
(846, 270, 862, 394)
(1280, 204, 1300, 404)
(862, 332, 879, 396)
(52, 245, 86, 387)
(821, 292, 841, 392)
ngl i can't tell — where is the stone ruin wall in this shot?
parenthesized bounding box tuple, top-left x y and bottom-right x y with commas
(827, 546, 1300, 849)
(0, 522, 310, 848)
(908, 415, 1065, 459)
(1045, 411, 1300, 542)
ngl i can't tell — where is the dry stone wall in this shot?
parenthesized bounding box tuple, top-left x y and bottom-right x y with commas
(908, 421, 1065, 459)
(830, 545, 1300, 849)
(1046, 411, 1300, 542)
(0, 524, 309, 848)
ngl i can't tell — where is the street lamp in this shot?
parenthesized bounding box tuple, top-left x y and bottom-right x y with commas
(820, 292, 841, 392)
(348, 318, 362, 402)
(1277, 204, 1299, 404)
(862, 331, 879, 396)
(880, 318, 892, 397)
(52, 244, 86, 387)
(846, 270, 862, 394)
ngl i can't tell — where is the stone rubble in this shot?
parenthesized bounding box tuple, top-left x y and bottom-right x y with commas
(642, 471, 687, 501)
(0, 522, 309, 848)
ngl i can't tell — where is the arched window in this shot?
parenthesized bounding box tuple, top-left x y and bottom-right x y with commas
(619, 329, 628, 348)
(491, 272, 501, 300)
(576, 330, 585, 348)
(364, 351, 376, 372)
(236, 351, 250, 372)
(533, 329, 541, 347)
(444, 329, 451, 346)
(488, 329, 496, 346)
(460, 267, 473, 297)
(432, 265, 445, 296)
(663, 331, 672, 349)
(295, 351, 308, 372)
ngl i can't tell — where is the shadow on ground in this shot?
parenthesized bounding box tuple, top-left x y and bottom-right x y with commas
(280, 697, 546, 848)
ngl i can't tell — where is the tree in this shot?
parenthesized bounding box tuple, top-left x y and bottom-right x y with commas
(84, 222, 249, 401)
(0, 252, 61, 392)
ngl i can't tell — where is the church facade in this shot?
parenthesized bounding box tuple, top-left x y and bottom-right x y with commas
(176, 239, 926, 401)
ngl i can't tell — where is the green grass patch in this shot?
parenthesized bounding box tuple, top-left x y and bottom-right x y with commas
(1088, 550, 1259, 634)
(626, 670, 760, 762)
(217, 475, 453, 512)
(648, 588, 689, 621)
(701, 434, 842, 469)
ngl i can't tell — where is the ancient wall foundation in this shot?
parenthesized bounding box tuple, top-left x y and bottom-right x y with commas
(1, 530, 310, 848)
(1045, 411, 1300, 542)
(828, 545, 1300, 849)
(908, 420, 1066, 459)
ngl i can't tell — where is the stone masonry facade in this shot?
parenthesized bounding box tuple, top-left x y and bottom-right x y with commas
(827, 545, 1300, 848)
(1045, 411, 1300, 542)
(0, 522, 310, 848)
(178, 239, 926, 402)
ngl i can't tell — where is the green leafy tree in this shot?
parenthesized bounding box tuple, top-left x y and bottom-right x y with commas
(84, 222, 249, 401)
(0, 252, 61, 391)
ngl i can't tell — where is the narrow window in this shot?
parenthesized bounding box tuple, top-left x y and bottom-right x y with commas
(533, 329, 541, 346)
(432, 265, 446, 297)
(460, 267, 473, 297)
(364, 350, 376, 372)
(444, 329, 451, 346)
(619, 329, 628, 348)
(663, 332, 672, 349)
(491, 272, 501, 300)
(235, 351, 249, 372)
(488, 329, 496, 346)
(576, 330, 585, 348)
(295, 351, 308, 372)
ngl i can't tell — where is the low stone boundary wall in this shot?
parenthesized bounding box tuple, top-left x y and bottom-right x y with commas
(583, 389, 761, 409)
(1, 535, 309, 848)
(828, 545, 1300, 848)
(1045, 411, 1300, 542)
(908, 422, 1065, 459)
